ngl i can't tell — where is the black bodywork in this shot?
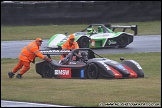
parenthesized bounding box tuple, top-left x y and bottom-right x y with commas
(36, 48, 144, 79)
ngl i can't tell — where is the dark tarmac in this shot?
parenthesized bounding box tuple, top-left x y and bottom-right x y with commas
(1, 35, 161, 59)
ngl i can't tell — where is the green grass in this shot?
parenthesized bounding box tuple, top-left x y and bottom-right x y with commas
(1, 52, 161, 107)
(1, 21, 161, 106)
(1, 21, 161, 41)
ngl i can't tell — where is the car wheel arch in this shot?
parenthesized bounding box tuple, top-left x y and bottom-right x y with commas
(86, 63, 99, 79)
(77, 36, 90, 48)
(41, 62, 54, 78)
(118, 35, 130, 48)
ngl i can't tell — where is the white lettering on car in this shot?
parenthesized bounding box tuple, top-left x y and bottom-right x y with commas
(130, 60, 142, 69)
(98, 61, 111, 70)
(108, 40, 117, 45)
(54, 70, 70, 75)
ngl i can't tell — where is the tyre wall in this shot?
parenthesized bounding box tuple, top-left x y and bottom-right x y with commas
(1, 1, 161, 26)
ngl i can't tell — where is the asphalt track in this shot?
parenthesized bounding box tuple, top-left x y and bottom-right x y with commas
(1, 35, 161, 59)
(1, 35, 161, 107)
(1, 100, 72, 107)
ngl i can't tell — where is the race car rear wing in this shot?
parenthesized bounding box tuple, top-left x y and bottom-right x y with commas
(105, 24, 138, 35)
(40, 49, 70, 58)
(40, 48, 104, 60)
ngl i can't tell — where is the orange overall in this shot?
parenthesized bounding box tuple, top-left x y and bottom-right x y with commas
(60, 34, 79, 60)
(12, 41, 45, 75)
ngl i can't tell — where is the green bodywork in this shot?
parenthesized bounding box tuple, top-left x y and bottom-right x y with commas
(47, 24, 135, 49)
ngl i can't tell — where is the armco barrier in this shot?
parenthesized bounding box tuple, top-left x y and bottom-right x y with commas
(1, 1, 161, 26)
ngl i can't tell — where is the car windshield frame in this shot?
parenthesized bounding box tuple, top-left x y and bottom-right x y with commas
(81, 24, 112, 33)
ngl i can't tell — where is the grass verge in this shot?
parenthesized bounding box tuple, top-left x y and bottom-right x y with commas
(1, 21, 161, 41)
(1, 52, 161, 107)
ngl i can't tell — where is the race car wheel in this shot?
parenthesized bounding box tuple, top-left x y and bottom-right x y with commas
(118, 36, 129, 48)
(41, 62, 53, 78)
(87, 63, 99, 79)
(78, 37, 89, 48)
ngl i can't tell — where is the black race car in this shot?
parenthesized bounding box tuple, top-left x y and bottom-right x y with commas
(36, 48, 144, 79)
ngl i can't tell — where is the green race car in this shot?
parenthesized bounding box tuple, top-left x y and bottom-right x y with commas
(47, 24, 137, 49)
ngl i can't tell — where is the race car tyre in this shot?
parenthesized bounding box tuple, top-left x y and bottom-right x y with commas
(87, 63, 99, 79)
(78, 37, 89, 48)
(41, 62, 54, 78)
(118, 36, 129, 48)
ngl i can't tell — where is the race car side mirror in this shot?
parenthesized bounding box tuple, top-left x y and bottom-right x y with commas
(120, 57, 124, 62)
(64, 32, 68, 36)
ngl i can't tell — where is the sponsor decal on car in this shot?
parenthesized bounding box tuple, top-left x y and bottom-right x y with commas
(91, 40, 95, 47)
(54, 68, 71, 78)
(93, 34, 109, 37)
(110, 60, 118, 64)
(98, 61, 111, 70)
(69, 62, 77, 64)
(130, 60, 142, 69)
(116, 64, 126, 70)
(108, 40, 117, 45)
(41, 50, 70, 53)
